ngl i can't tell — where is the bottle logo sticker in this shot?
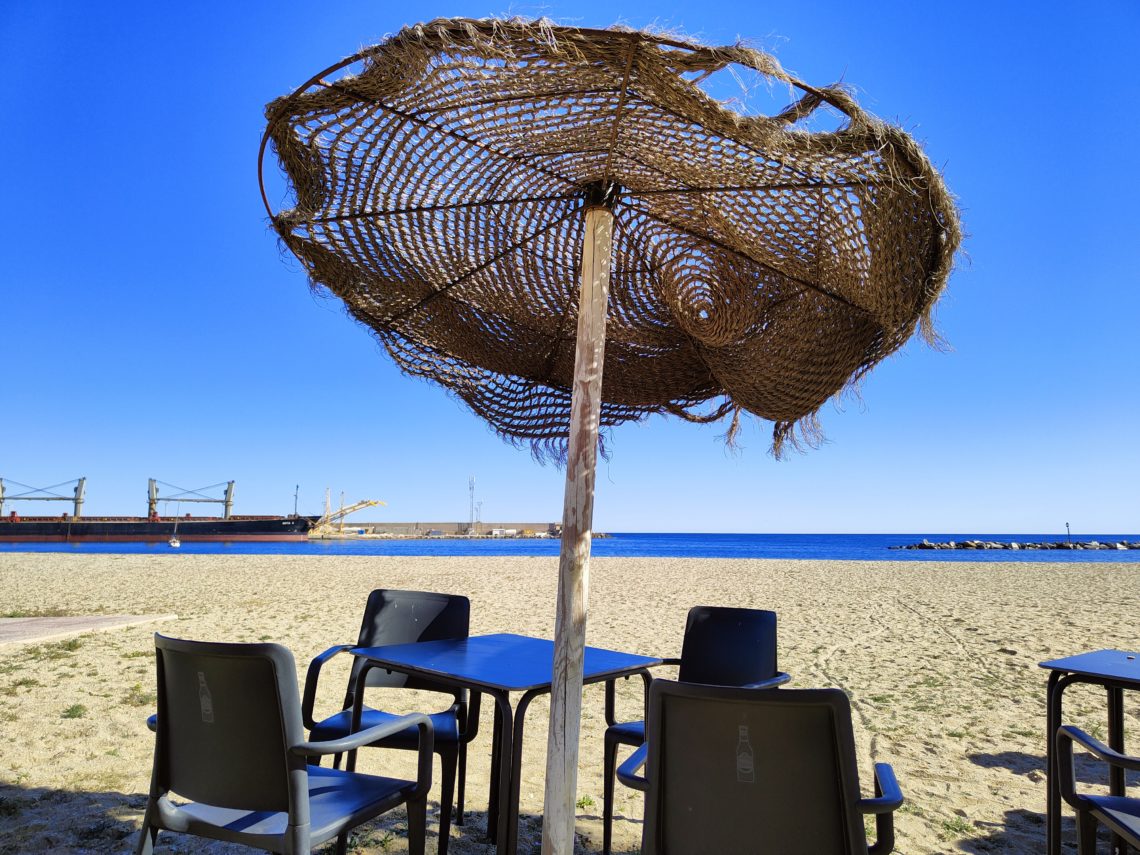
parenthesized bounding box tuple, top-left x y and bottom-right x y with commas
(198, 672, 214, 724)
(736, 724, 754, 783)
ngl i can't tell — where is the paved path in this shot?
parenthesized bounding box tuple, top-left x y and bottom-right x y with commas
(0, 614, 176, 647)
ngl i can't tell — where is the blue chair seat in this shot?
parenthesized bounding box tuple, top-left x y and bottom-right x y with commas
(1091, 795, 1140, 843)
(165, 765, 415, 847)
(607, 719, 645, 745)
(312, 707, 460, 749)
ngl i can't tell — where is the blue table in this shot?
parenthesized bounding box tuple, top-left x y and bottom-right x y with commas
(350, 632, 661, 854)
(1040, 649, 1140, 855)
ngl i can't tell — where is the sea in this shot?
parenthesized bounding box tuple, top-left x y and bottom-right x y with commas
(3, 533, 1138, 563)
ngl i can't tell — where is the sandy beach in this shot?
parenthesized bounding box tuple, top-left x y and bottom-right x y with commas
(1, 552, 1136, 854)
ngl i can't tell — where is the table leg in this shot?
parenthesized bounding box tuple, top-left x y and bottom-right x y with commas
(1046, 671, 1061, 855)
(506, 689, 544, 855)
(1107, 685, 1125, 855)
(488, 700, 503, 841)
(491, 692, 515, 855)
(346, 662, 378, 774)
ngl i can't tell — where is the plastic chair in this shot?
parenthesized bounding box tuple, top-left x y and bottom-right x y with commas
(1057, 725, 1140, 852)
(602, 606, 789, 854)
(617, 680, 903, 855)
(136, 634, 432, 855)
(302, 589, 477, 855)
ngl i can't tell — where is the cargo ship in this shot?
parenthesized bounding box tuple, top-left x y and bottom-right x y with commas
(0, 478, 315, 543)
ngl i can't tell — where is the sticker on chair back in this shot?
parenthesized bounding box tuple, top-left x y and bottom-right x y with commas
(198, 672, 214, 724)
(736, 724, 754, 783)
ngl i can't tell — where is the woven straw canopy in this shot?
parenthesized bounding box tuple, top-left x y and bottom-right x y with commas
(262, 17, 959, 456)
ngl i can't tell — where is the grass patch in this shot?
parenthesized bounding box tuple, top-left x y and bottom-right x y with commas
(61, 703, 88, 719)
(0, 607, 79, 618)
(123, 683, 155, 707)
(946, 729, 968, 739)
(940, 816, 975, 838)
(26, 638, 83, 662)
(910, 674, 947, 689)
(1, 677, 40, 696)
(121, 650, 151, 659)
(576, 794, 595, 809)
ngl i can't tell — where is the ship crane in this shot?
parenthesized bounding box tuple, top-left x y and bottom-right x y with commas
(0, 477, 86, 518)
(312, 497, 386, 534)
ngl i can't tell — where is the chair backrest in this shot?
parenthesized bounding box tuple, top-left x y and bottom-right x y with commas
(151, 634, 308, 818)
(352, 589, 470, 692)
(677, 606, 778, 685)
(641, 680, 867, 855)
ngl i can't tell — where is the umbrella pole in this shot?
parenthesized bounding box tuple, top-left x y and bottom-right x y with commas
(542, 193, 614, 855)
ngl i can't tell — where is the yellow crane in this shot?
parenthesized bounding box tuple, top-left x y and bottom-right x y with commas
(312, 494, 386, 536)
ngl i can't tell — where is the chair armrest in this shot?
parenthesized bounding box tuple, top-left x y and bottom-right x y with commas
(740, 672, 792, 690)
(459, 690, 481, 743)
(616, 743, 649, 792)
(301, 643, 354, 730)
(1056, 725, 1140, 812)
(660, 657, 682, 668)
(1058, 725, 1140, 773)
(292, 712, 435, 758)
(858, 763, 903, 814)
(861, 763, 902, 855)
(146, 714, 157, 733)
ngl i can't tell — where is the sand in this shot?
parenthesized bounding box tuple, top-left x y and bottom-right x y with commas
(0, 552, 1136, 854)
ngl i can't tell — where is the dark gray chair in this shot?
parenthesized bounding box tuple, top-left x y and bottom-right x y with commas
(136, 634, 432, 855)
(617, 680, 902, 855)
(603, 606, 789, 854)
(1057, 724, 1140, 852)
(302, 589, 477, 855)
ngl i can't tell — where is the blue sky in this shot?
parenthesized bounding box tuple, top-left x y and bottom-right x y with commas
(2, 1, 1137, 533)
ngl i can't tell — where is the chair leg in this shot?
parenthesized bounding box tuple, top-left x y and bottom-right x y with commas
(1076, 810, 1098, 855)
(134, 823, 157, 855)
(334, 829, 349, 855)
(331, 751, 343, 770)
(407, 795, 427, 855)
(134, 800, 158, 855)
(603, 734, 617, 855)
(456, 739, 467, 826)
(437, 747, 458, 855)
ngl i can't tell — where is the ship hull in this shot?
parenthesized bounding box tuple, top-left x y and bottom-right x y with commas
(0, 516, 314, 543)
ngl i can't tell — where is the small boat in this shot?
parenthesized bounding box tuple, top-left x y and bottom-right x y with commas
(168, 535, 181, 548)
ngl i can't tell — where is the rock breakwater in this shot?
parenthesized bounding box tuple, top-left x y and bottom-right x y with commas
(891, 539, 1138, 551)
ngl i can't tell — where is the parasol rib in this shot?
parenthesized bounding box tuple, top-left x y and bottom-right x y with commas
(620, 93, 829, 186)
(321, 79, 581, 192)
(377, 207, 579, 327)
(599, 35, 640, 188)
(413, 86, 624, 115)
(619, 198, 874, 317)
(628, 180, 861, 196)
(306, 193, 579, 224)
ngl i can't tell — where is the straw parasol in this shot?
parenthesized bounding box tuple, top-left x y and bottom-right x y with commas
(259, 17, 959, 853)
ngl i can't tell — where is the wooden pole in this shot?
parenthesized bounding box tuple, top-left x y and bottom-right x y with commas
(541, 200, 613, 855)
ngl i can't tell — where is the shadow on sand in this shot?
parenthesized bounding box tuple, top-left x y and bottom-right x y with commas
(956, 807, 1123, 854)
(0, 782, 482, 854)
